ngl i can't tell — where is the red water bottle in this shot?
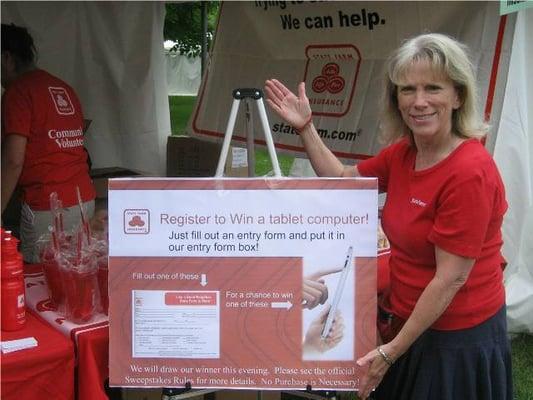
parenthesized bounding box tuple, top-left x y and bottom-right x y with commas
(1, 236, 26, 331)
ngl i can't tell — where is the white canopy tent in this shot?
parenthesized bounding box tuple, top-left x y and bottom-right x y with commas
(1, 1, 171, 176)
(494, 8, 533, 334)
(1, 2, 532, 333)
(165, 52, 201, 96)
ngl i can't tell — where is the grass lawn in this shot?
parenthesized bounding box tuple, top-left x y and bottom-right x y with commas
(169, 95, 197, 135)
(512, 333, 533, 399)
(169, 96, 533, 397)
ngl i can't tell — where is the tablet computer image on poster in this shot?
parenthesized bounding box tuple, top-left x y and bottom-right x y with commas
(321, 246, 353, 339)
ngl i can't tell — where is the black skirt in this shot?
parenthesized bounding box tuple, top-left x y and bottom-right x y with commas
(374, 305, 513, 400)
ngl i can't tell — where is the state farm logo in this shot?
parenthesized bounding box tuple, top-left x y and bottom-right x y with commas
(48, 86, 75, 115)
(124, 209, 150, 234)
(304, 44, 361, 117)
(312, 63, 345, 94)
(36, 299, 57, 312)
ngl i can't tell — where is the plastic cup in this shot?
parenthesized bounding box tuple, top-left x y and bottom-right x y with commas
(97, 258, 108, 315)
(62, 257, 99, 324)
(41, 249, 65, 309)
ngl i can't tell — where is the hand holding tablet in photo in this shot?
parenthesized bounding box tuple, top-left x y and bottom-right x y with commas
(303, 304, 345, 355)
(302, 266, 344, 309)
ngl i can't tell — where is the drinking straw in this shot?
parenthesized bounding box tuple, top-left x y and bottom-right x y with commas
(85, 222, 91, 245)
(50, 192, 60, 233)
(57, 200, 64, 235)
(48, 225, 59, 251)
(76, 186, 91, 244)
(77, 229, 83, 266)
(49, 192, 65, 242)
(76, 186, 87, 226)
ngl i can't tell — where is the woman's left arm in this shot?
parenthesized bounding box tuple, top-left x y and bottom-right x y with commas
(356, 246, 475, 399)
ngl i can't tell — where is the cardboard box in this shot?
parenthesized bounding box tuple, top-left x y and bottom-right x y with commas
(167, 136, 221, 177)
(90, 167, 144, 200)
(166, 136, 250, 178)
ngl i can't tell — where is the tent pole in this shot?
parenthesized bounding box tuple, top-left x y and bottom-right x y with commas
(201, 1, 207, 75)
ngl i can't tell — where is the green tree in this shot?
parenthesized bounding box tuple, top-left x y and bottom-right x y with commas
(164, 1, 220, 57)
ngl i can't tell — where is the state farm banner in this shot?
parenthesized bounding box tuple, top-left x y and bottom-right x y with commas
(189, 1, 515, 160)
(108, 178, 378, 390)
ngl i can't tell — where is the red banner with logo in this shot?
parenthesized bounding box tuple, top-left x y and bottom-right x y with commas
(189, 1, 515, 160)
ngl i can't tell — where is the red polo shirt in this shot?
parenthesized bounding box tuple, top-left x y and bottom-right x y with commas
(358, 138, 507, 330)
(2, 69, 95, 210)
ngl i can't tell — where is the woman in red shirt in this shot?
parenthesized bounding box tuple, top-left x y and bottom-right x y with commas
(265, 33, 511, 400)
(1, 23, 96, 263)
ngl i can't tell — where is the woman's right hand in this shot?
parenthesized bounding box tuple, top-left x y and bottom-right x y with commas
(265, 79, 312, 131)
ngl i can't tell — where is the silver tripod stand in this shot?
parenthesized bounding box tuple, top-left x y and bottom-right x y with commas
(215, 88, 282, 178)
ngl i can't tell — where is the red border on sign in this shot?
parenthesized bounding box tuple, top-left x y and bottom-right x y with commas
(108, 177, 378, 191)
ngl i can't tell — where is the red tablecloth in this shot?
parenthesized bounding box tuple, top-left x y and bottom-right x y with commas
(23, 263, 110, 400)
(1, 309, 75, 400)
(76, 324, 110, 400)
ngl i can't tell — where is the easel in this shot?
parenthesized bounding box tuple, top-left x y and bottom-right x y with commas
(215, 88, 282, 178)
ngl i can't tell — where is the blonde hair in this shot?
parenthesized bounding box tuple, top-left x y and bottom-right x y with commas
(379, 33, 488, 144)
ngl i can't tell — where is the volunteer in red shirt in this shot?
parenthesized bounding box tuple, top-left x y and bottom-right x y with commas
(265, 33, 512, 400)
(1, 23, 96, 263)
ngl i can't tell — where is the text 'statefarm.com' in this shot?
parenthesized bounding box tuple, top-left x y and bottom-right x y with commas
(272, 122, 362, 142)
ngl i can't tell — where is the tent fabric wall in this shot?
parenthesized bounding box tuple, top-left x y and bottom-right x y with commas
(494, 9, 533, 334)
(1, 2, 171, 175)
(3, 2, 531, 333)
(166, 53, 201, 96)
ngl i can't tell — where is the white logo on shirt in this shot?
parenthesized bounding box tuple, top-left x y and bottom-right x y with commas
(48, 86, 75, 115)
(410, 197, 427, 207)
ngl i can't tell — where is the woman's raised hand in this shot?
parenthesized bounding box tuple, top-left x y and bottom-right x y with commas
(265, 79, 312, 131)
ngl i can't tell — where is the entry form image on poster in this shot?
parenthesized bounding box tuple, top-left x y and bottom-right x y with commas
(132, 290, 220, 358)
